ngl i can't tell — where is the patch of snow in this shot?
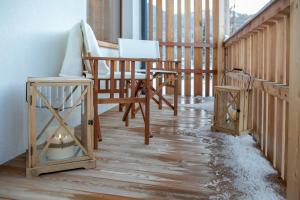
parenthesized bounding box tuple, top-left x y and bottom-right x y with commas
(175, 128, 284, 199)
(220, 134, 284, 200)
(176, 98, 284, 199)
(209, 192, 231, 200)
(180, 101, 214, 113)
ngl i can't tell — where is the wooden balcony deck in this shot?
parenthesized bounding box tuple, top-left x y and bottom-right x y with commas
(0, 97, 285, 200)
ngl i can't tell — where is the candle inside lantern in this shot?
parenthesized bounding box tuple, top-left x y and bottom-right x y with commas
(46, 127, 76, 161)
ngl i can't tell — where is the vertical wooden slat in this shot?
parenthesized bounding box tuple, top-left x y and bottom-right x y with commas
(110, 60, 115, 99)
(283, 14, 290, 181)
(267, 23, 276, 163)
(148, 0, 153, 40)
(275, 18, 285, 176)
(217, 0, 227, 86)
(166, 0, 174, 95)
(212, 0, 218, 93)
(157, 0, 163, 105)
(287, 0, 300, 198)
(205, 0, 210, 96)
(30, 85, 37, 167)
(257, 30, 264, 149)
(263, 26, 268, 156)
(194, 0, 203, 96)
(184, 0, 191, 96)
(157, 0, 163, 55)
(125, 61, 130, 72)
(125, 80, 130, 127)
(247, 35, 253, 134)
(177, 0, 182, 96)
(85, 83, 91, 156)
(119, 61, 125, 111)
(252, 34, 257, 137)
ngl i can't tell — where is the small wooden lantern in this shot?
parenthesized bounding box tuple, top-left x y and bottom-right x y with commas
(26, 77, 96, 177)
(211, 86, 250, 136)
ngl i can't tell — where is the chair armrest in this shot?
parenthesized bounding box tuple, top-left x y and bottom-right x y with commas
(82, 56, 159, 63)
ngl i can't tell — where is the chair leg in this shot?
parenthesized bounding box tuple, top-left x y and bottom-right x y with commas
(174, 74, 179, 116)
(119, 104, 123, 112)
(125, 104, 129, 127)
(145, 94, 150, 145)
(122, 81, 143, 122)
(131, 103, 136, 119)
(158, 77, 163, 110)
(145, 74, 151, 145)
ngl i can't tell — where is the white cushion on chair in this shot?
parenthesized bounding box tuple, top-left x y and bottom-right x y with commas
(81, 21, 110, 75)
(59, 23, 83, 77)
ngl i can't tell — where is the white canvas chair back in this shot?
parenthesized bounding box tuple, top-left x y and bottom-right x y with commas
(118, 38, 160, 59)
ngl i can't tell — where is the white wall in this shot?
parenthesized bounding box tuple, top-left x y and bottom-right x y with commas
(0, 0, 87, 164)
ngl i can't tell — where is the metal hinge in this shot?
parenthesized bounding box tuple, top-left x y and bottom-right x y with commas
(88, 120, 94, 125)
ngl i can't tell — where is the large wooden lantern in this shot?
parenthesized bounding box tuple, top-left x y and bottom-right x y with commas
(211, 86, 250, 136)
(26, 77, 96, 177)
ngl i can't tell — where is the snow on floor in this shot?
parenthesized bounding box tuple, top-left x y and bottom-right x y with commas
(217, 134, 285, 200)
(177, 98, 285, 200)
(179, 96, 214, 113)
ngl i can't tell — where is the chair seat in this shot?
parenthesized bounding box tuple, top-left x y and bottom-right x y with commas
(85, 72, 148, 80)
(100, 72, 147, 80)
(85, 69, 177, 80)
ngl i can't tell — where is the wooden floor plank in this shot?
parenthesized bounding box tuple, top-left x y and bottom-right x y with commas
(0, 97, 285, 200)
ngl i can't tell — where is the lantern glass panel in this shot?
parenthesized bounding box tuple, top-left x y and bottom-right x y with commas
(216, 90, 240, 131)
(34, 84, 89, 164)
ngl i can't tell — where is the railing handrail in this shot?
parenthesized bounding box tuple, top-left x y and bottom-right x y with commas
(224, 0, 290, 46)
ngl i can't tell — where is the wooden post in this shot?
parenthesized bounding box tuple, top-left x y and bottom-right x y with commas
(212, 0, 219, 92)
(184, 0, 191, 96)
(194, 0, 203, 96)
(287, 0, 300, 199)
(148, 0, 153, 40)
(157, 0, 163, 108)
(166, 0, 174, 95)
(177, 0, 182, 96)
(205, 0, 210, 96)
(217, 0, 228, 86)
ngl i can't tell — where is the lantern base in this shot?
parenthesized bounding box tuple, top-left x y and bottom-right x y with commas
(26, 158, 96, 177)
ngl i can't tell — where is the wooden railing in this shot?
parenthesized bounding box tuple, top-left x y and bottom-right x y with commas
(223, 0, 290, 180)
(148, 0, 220, 97)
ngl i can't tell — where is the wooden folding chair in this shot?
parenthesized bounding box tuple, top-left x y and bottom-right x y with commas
(82, 35, 180, 149)
(83, 56, 153, 149)
(118, 39, 181, 118)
